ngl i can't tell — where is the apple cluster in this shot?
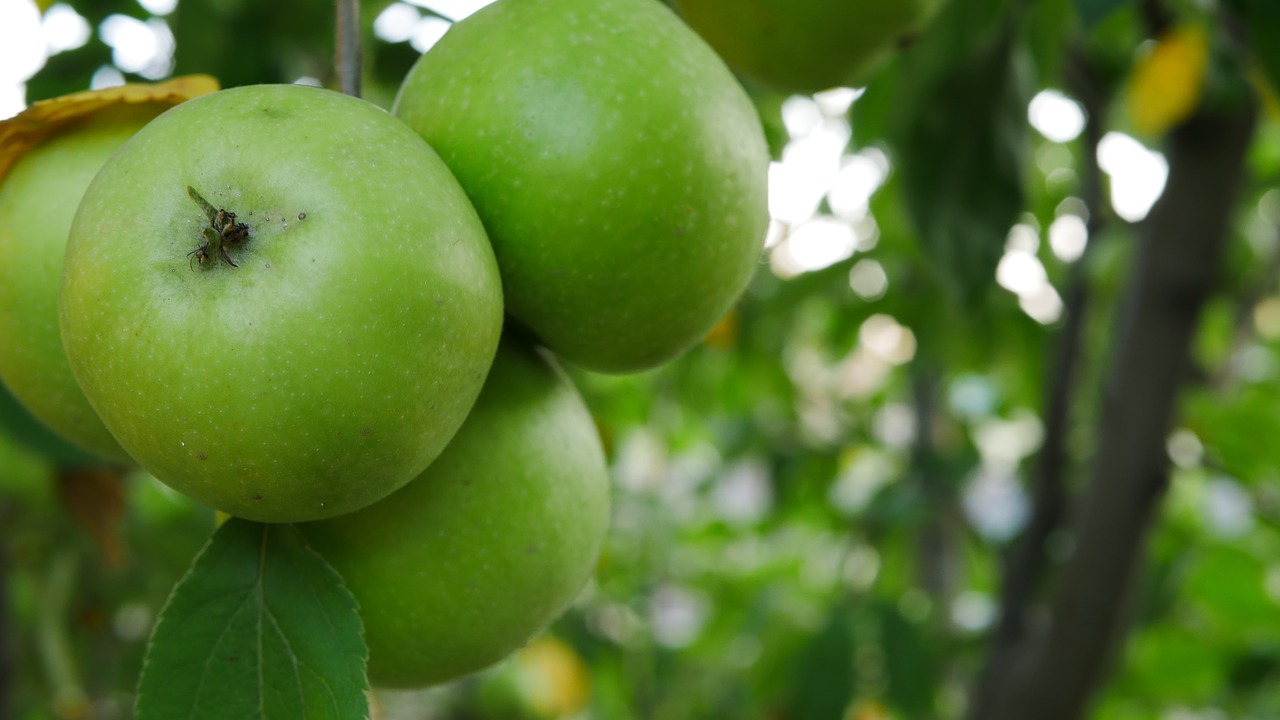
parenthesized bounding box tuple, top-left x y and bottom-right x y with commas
(0, 0, 768, 690)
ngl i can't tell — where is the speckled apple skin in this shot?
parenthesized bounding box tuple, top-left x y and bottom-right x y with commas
(300, 337, 610, 689)
(393, 0, 769, 374)
(672, 0, 949, 94)
(0, 105, 163, 464)
(59, 85, 504, 523)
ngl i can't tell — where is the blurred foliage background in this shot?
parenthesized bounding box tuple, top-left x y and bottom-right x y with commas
(3, 0, 1280, 718)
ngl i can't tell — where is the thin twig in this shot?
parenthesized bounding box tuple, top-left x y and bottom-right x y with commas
(911, 368, 955, 609)
(37, 550, 86, 719)
(1140, 0, 1175, 36)
(335, 0, 362, 98)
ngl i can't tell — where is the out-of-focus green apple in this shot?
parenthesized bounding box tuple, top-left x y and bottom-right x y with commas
(0, 79, 217, 463)
(394, 0, 769, 374)
(671, 0, 949, 94)
(300, 337, 610, 688)
(59, 84, 504, 522)
(0, 381, 97, 467)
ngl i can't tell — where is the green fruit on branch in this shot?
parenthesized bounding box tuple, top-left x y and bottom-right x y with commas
(59, 84, 504, 522)
(671, 0, 949, 94)
(0, 77, 217, 464)
(300, 337, 610, 688)
(393, 0, 770, 374)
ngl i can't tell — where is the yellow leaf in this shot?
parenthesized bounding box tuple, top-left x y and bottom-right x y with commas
(1249, 65, 1280, 126)
(514, 635, 591, 718)
(57, 467, 127, 567)
(846, 699, 892, 720)
(1126, 24, 1210, 136)
(0, 75, 219, 185)
(702, 308, 739, 349)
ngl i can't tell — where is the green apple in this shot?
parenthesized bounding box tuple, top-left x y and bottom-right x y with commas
(300, 337, 610, 688)
(0, 89, 213, 464)
(393, 0, 769, 374)
(59, 84, 504, 523)
(671, 0, 949, 94)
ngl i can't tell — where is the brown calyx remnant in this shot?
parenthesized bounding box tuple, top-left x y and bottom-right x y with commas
(187, 186, 250, 269)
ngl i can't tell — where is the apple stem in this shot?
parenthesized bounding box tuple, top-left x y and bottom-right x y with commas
(335, 0, 363, 98)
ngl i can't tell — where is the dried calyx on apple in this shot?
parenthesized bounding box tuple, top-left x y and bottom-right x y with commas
(57, 84, 505, 523)
(186, 185, 250, 268)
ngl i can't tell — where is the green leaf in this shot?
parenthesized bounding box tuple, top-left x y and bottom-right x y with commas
(890, 9, 1031, 305)
(1226, 0, 1280, 94)
(1184, 545, 1278, 637)
(136, 518, 369, 720)
(1073, 0, 1137, 28)
(747, 84, 791, 162)
(1125, 626, 1224, 703)
(1027, 0, 1076, 84)
(878, 602, 938, 719)
(1185, 383, 1280, 483)
(782, 603, 856, 720)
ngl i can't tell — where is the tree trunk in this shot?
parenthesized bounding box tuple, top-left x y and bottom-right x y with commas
(984, 103, 1257, 720)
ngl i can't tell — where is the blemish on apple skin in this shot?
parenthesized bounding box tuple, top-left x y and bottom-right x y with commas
(361, 428, 372, 437)
(196, 452, 207, 461)
(298, 212, 307, 220)
(251, 494, 263, 501)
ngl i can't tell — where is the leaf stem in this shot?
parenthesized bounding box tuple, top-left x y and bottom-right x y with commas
(36, 550, 86, 720)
